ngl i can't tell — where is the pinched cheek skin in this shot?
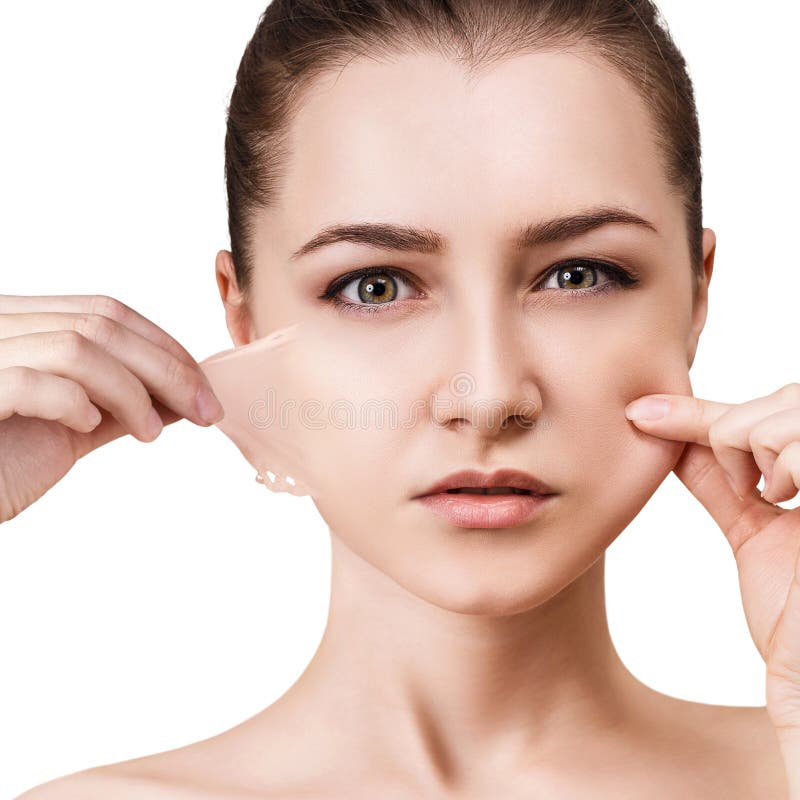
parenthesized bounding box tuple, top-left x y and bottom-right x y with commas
(529, 329, 693, 525)
(609, 341, 693, 494)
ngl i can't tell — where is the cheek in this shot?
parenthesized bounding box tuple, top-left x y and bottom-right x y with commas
(538, 315, 691, 531)
(286, 321, 426, 520)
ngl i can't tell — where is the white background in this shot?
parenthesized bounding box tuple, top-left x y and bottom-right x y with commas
(1, 1, 798, 796)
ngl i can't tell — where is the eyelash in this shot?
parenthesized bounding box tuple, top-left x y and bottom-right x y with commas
(319, 259, 639, 318)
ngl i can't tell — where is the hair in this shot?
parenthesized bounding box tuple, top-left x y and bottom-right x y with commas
(224, 0, 703, 307)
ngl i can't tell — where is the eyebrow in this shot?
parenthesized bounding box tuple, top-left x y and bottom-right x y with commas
(288, 205, 659, 262)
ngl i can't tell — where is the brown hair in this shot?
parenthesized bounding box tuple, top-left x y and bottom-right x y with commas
(224, 0, 703, 306)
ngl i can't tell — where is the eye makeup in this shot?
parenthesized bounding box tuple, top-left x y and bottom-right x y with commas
(318, 257, 640, 317)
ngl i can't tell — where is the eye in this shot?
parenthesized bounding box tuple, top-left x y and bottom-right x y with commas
(535, 258, 638, 297)
(319, 258, 639, 318)
(320, 267, 421, 317)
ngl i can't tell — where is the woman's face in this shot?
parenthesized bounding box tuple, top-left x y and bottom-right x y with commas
(233, 48, 714, 614)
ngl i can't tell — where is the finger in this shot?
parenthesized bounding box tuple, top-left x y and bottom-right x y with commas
(712, 416, 771, 503)
(763, 440, 800, 505)
(0, 293, 200, 368)
(0, 330, 162, 442)
(627, 385, 800, 498)
(672, 441, 782, 555)
(625, 393, 734, 446)
(0, 366, 102, 433)
(626, 392, 760, 496)
(0, 311, 223, 427)
(750, 407, 800, 487)
(708, 386, 800, 498)
(69, 396, 189, 460)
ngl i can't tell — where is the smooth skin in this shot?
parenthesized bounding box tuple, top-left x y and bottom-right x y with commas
(12, 46, 793, 799)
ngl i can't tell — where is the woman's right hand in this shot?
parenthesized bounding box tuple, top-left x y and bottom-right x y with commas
(0, 294, 225, 524)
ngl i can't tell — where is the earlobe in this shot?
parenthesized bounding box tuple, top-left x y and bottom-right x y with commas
(215, 249, 253, 347)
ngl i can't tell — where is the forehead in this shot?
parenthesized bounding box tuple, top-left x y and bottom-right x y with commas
(269, 48, 676, 251)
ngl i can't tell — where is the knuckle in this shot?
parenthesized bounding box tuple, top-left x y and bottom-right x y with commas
(749, 420, 779, 454)
(63, 379, 87, 408)
(707, 419, 726, 450)
(778, 382, 800, 405)
(132, 385, 155, 423)
(5, 365, 35, 393)
(87, 294, 126, 323)
(74, 313, 117, 351)
(54, 329, 90, 363)
(705, 402, 735, 449)
(785, 440, 800, 461)
(163, 352, 190, 390)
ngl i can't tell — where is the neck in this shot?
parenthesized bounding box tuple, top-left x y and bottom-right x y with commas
(256, 533, 653, 794)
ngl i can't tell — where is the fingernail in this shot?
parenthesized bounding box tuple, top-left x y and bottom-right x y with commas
(626, 397, 670, 421)
(196, 384, 224, 424)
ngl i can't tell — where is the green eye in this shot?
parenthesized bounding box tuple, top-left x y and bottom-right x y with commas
(320, 258, 639, 318)
(538, 259, 638, 296)
(351, 272, 399, 304)
(554, 263, 600, 290)
(321, 267, 419, 316)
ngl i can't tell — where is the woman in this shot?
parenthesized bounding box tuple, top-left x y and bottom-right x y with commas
(6, 0, 800, 796)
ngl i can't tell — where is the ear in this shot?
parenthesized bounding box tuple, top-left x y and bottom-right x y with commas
(686, 227, 716, 368)
(215, 249, 254, 347)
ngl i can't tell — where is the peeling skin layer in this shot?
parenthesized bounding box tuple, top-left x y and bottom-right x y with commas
(198, 321, 327, 498)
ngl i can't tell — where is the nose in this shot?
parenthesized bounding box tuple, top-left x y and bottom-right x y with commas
(431, 305, 542, 439)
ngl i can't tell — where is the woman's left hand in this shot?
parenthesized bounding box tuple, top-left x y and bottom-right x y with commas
(625, 384, 800, 738)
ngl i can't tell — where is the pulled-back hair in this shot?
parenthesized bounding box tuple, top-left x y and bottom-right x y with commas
(225, 0, 702, 305)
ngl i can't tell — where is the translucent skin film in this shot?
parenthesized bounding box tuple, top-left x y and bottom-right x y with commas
(198, 322, 327, 498)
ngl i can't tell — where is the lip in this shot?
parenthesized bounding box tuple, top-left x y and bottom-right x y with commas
(413, 468, 556, 498)
(412, 467, 558, 529)
(416, 492, 555, 529)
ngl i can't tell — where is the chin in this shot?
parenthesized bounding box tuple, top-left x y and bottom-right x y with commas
(382, 540, 598, 618)
(396, 574, 570, 617)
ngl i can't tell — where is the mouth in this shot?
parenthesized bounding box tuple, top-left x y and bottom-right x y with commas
(415, 467, 555, 499)
(413, 468, 557, 529)
(415, 490, 554, 529)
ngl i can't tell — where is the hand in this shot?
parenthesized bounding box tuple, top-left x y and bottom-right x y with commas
(624, 384, 800, 737)
(0, 293, 225, 524)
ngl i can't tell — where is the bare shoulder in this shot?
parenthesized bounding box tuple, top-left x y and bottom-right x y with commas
(14, 738, 235, 800)
(13, 732, 269, 800)
(12, 705, 314, 800)
(14, 768, 180, 800)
